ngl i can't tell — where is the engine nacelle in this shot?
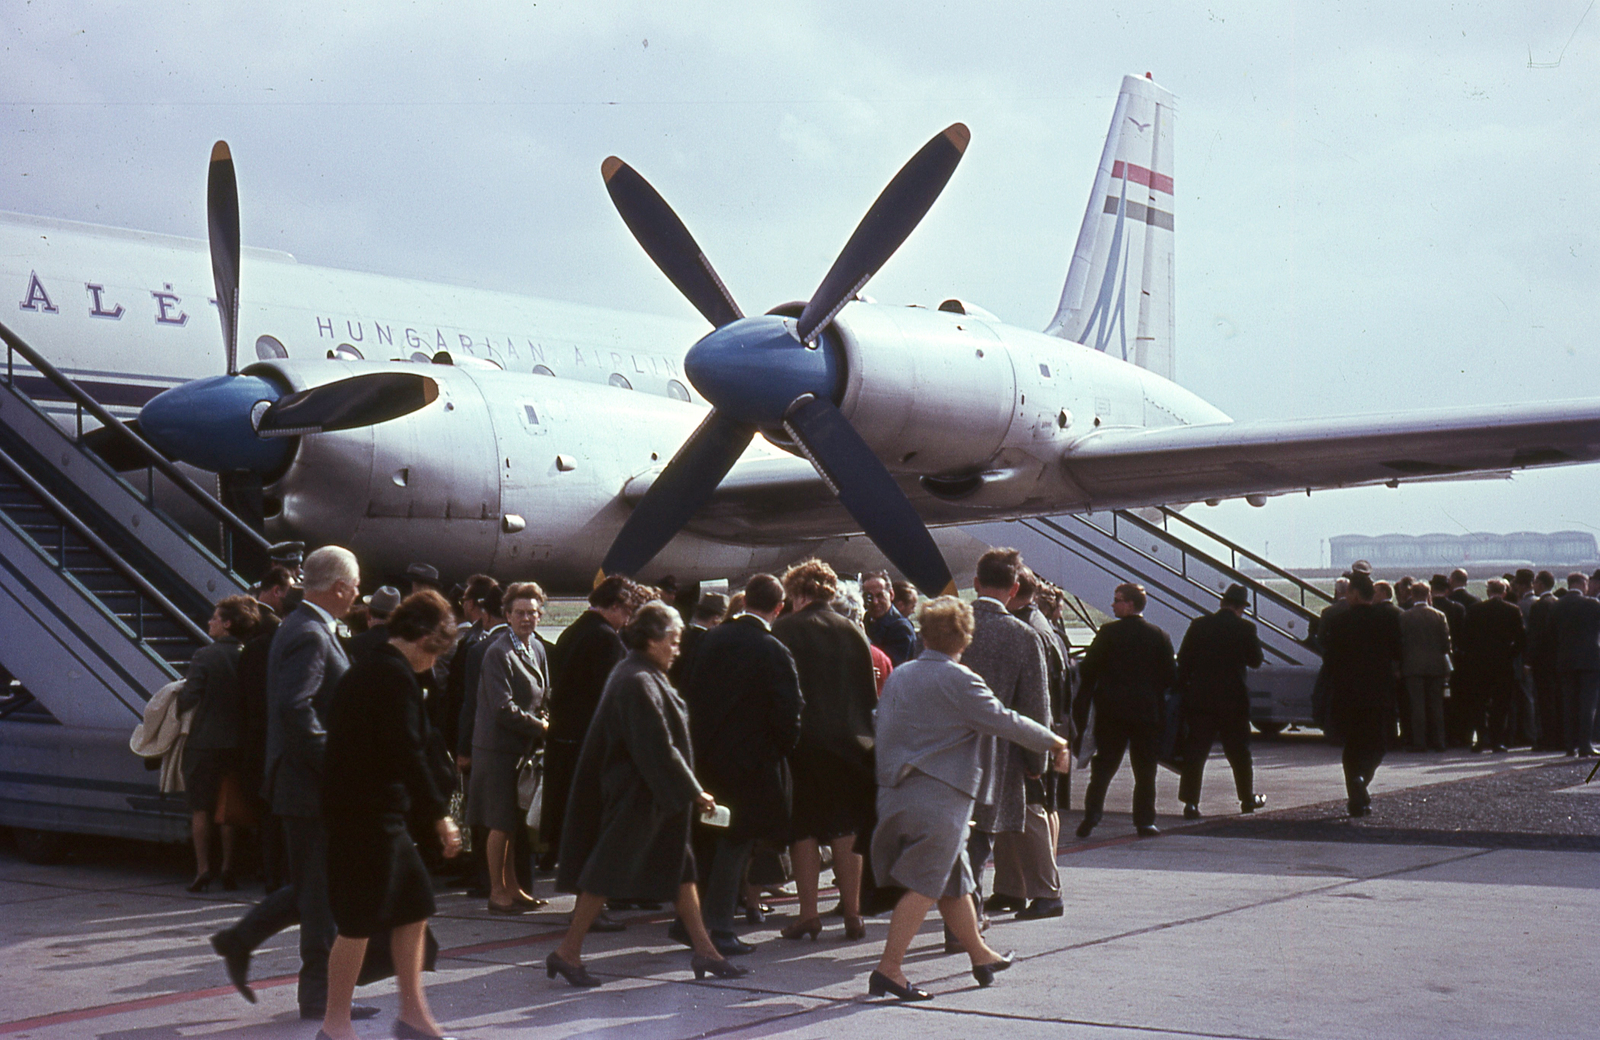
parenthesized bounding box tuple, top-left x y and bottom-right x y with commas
(830, 303, 1019, 476)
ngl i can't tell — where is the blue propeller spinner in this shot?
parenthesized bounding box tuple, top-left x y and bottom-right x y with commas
(597, 124, 969, 596)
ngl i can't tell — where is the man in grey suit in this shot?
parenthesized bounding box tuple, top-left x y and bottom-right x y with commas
(210, 546, 372, 1021)
(1399, 584, 1452, 751)
(959, 549, 1051, 926)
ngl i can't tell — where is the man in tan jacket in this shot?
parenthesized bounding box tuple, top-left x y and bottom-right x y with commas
(1400, 584, 1452, 751)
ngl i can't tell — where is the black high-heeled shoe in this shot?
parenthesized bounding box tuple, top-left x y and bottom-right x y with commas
(868, 970, 932, 1001)
(842, 914, 866, 941)
(690, 954, 750, 980)
(971, 951, 1015, 988)
(545, 951, 601, 988)
(187, 871, 215, 893)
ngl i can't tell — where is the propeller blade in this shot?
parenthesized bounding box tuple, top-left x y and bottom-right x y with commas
(782, 395, 954, 597)
(602, 156, 744, 329)
(600, 410, 756, 578)
(256, 372, 439, 438)
(208, 141, 242, 376)
(796, 123, 969, 344)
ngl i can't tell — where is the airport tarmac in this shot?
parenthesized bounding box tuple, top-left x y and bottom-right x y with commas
(1, 736, 1596, 1040)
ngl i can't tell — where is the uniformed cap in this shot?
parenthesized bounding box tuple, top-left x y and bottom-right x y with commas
(267, 540, 305, 566)
(364, 586, 402, 617)
(1220, 583, 1249, 607)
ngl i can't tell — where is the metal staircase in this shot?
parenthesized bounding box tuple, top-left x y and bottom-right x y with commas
(964, 505, 1334, 731)
(0, 320, 273, 845)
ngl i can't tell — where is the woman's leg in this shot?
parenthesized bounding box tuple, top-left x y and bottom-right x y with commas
(672, 882, 723, 959)
(554, 892, 606, 963)
(937, 892, 1002, 966)
(189, 811, 212, 879)
(486, 829, 512, 904)
(320, 934, 369, 1040)
(874, 890, 936, 984)
(218, 823, 236, 878)
(392, 919, 444, 1035)
(828, 834, 862, 917)
(790, 838, 820, 919)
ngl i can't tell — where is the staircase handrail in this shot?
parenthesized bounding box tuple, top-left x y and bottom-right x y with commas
(0, 444, 211, 648)
(0, 320, 273, 564)
(1154, 505, 1333, 608)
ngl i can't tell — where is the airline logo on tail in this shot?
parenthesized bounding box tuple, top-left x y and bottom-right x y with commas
(1047, 74, 1177, 383)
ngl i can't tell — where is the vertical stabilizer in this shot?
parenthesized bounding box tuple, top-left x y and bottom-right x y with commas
(1046, 74, 1176, 383)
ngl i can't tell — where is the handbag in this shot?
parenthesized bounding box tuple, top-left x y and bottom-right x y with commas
(516, 752, 541, 811)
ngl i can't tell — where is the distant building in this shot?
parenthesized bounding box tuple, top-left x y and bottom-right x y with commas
(1329, 531, 1600, 575)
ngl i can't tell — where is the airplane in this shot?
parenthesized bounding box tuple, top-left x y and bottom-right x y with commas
(6, 72, 1600, 598)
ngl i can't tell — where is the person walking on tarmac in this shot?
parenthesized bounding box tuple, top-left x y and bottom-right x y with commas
(1175, 584, 1265, 820)
(1321, 570, 1404, 816)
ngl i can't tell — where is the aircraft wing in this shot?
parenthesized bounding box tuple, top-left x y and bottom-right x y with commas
(1059, 398, 1600, 509)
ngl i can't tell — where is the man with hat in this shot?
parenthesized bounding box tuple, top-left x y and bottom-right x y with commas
(1175, 584, 1266, 819)
(1320, 569, 1404, 816)
(267, 541, 306, 581)
(405, 562, 441, 593)
(346, 586, 402, 664)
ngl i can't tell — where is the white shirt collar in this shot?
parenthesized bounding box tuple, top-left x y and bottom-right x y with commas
(735, 612, 771, 631)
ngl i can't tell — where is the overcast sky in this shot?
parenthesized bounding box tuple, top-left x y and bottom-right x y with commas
(5, 1, 1597, 567)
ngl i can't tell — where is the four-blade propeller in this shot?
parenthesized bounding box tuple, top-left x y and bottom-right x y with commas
(134, 142, 439, 476)
(598, 124, 969, 596)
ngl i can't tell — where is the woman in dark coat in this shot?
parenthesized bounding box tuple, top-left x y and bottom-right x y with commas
(771, 559, 878, 941)
(547, 602, 747, 988)
(179, 594, 259, 892)
(319, 590, 463, 1040)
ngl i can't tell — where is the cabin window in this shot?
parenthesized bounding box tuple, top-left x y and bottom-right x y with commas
(255, 335, 288, 360)
(532, 365, 555, 376)
(667, 379, 691, 402)
(609, 373, 633, 390)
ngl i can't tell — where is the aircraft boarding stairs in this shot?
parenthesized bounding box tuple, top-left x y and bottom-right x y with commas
(0, 323, 271, 851)
(964, 506, 1333, 734)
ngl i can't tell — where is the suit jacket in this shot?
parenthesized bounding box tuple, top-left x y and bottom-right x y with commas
(866, 607, 920, 667)
(1462, 597, 1526, 686)
(1552, 592, 1600, 672)
(1432, 595, 1467, 661)
(263, 602, 350, 818)
(961, 599, 1050, 833)
(471, 628, 549, 755)
(345, 622, 390, 665)
(683, 614, 804, 842)
(1527, 592, 1559, 670)
(1399, 604, 1452, 677)
(1014, 603, 1070, 724)
(1321, 602, 1403, 730)
(1176, 609, 1263, 715)
(177, 636, 244, 751)
(876, 651, 1060, 800)
(1075, 615, 1176, 733)
(668, 622, 710, 689)
(547, 610, 626, 745)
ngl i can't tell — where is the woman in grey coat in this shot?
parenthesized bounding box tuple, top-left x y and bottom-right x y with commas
(869, 596, 1067, 1001)
(466, 581, 549, 913)
(546, 602, 748, 988)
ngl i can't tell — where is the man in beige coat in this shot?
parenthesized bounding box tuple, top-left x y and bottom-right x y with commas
(1400, 584, 1453, 751)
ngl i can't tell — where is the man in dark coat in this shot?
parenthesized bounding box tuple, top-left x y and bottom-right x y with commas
(681, 574, 803, 953)
(669, 592, 728, 689)
(1428, 574, 1469, 746)
(1176, 583, 1265, 819)
(211, 546, 380, 1022)
(1526, 571, 1563, 750)
(1075, 582, 1176, 838)
(1552, 572, 1600, 756)
(540, 575, 635, 873)
(1321, 571, 1403, 816)
(345, 586, 401, 664)
(863, 571, 920, 666)
(1461, 578, 1527, 752)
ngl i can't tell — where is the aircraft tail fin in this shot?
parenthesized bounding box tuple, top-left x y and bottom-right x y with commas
(1045, 74, 1176, 383)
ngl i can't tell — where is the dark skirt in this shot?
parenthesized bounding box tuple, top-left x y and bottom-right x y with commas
(465, 746, 523, 832)
(789, 748, 875, 844)
(326, 811, 436, 938)
(182, 747, 234, 813)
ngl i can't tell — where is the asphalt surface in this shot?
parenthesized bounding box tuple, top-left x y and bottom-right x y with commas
(1, 740, 1595, 1039)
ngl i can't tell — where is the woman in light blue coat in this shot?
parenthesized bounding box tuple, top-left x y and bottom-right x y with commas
(869, 596, 1067, 1001)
